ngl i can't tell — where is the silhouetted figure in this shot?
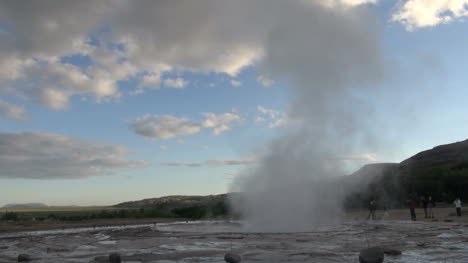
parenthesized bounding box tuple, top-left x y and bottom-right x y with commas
(454, 197, 462, 217)
(383, 204, 389, 218)
(420, 196, 427, 218)
(427, 196, 435, 218)
(407, 199, 416, 221)
(367, 200, 377, 220)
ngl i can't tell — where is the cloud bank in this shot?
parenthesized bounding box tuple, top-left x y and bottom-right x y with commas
(0, 132, 149, 179)
(0, 0, 454, 116)
(160, 158, 256, 167)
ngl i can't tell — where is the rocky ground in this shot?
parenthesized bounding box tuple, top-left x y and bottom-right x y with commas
(0, 218, 179, 234)
(0, 214, 467, 262)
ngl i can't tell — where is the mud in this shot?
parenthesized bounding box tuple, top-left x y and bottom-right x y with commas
(0, 220, 467, 262)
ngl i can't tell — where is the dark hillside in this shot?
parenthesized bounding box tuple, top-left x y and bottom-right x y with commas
(345, 139, 468, 208)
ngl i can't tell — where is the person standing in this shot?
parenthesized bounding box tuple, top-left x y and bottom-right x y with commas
(367, 199, 377, 220)
(454, 197, 462, 217)
(421, 196, 428, 218)
(427, 196, 435, 218)
(407, 199, 416, 221)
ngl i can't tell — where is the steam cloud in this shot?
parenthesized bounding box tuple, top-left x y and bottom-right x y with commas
(230, 1, 383, 231)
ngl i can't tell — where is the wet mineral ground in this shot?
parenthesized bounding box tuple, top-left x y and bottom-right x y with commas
(0, 220, 467, 262)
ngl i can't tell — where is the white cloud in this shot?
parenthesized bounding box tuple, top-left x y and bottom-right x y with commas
(160, 145, 168, 151)
(257, 105, 281, 118)
(256, 105, 287, 128)
(255, 116, 266, 124)
(392, 0, 468, 30)
(0, 132, 149, 179)
(163, 77, 188, 88)
(200, 112, 241, 129)
(129, 115, 201, 140)
(129, 112, 241, 139)
(230, 80, 242, 87)
(0, 0, 386, 111)
(141, 73, 161, 88)
(313, 0, 379, 7)
(160, 158, 256, 167)
(176, 139, 186, 144)
(0, 100, 26, 121)
(3, 56, 132, 109)
(160, 162, 202, 167)
(0, 1, 264, 109)
(256, 75, 275, 87)
(213, 124, 231, 135)
(269, 117, 288, 128)
(205, 158, 256, 166)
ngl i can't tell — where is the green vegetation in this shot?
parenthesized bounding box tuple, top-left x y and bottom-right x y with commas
(1, 211, 19, 221)
(0, 199, 232, 222)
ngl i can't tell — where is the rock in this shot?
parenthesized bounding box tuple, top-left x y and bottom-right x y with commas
(17, 254, 31, 262)
(359, 247, 384, 263)
(383, 248, 402, 255)
(444, 219, 454, 222)
(109, 253, 121, 263)
(0, 246, 8, 249)
(224, 252, 242, 263)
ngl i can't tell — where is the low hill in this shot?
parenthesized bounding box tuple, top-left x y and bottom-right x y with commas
(114, 194, 227, 209)
(113, 194, 231, 219)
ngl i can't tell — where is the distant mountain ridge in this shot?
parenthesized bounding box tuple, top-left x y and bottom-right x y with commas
(2, 203, 48, 209)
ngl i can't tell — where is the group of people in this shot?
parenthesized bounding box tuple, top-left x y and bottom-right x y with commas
(366, 196, 463, 221)
(407, 195, 436, 221)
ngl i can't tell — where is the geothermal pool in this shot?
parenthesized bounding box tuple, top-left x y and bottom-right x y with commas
(0, 220, 467, 262)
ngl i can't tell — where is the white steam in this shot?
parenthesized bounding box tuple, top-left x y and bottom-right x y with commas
(230, 1, 383, 231)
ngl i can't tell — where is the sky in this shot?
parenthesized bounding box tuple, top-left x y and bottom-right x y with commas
(1, 0, 468, 206)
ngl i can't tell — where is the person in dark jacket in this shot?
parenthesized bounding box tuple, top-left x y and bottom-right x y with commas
(407, 199, 416, 221)
(421, 196, 428, 218)
(367, 199, 377, 220)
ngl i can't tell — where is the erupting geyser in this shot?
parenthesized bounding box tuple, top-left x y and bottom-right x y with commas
(230, 0, 383, 232)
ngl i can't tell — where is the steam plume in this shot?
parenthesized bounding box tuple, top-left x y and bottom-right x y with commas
(230, 1, 383, 231)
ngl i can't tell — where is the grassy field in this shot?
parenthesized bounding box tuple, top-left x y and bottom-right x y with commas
(0, 206, 133, 221)
(0, 206, 114, 213)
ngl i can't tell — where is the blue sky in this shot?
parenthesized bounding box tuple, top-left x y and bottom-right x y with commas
(1, 0, 468, 206)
